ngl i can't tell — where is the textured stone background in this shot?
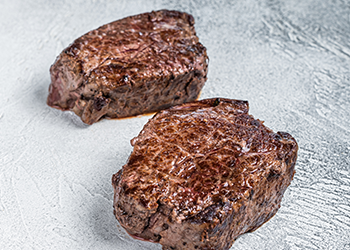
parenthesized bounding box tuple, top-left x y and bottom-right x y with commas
(1, 0, 350, 249)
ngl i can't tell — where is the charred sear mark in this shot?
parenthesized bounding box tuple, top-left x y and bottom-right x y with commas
(267, 169, 280, 180)
(249, 189, 254, 200)
(213, 98, 220, 107)
(250, 120, 260, 126)
(93, 96, 108, 111)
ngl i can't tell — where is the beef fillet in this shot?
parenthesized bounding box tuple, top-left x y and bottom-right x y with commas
(112, 98, 298, 250)
(47, 10, 208, 124)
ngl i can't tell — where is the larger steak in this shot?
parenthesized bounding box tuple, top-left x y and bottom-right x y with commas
(112, 98, 298, 250)
(47, 10, 208, 124)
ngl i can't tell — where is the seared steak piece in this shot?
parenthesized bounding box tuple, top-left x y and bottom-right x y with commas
(112, 98, 298, 250)
(47, 10, 208, 125)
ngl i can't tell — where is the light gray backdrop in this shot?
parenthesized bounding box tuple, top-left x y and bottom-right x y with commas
(1, 0, 350, 249)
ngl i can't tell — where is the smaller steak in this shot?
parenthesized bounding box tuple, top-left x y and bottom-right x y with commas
(47, 10, 208, 124)
(112, 98, 298, 250)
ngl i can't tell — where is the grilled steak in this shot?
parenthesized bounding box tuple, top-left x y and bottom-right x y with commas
(47, 10, 208, 125)
(112, 98, 298, 250)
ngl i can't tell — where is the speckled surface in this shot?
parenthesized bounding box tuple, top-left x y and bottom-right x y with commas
(0, 0, 349, 249)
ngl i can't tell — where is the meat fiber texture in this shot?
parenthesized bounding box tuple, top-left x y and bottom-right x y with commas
(112, 98, 298, 250)
(47, 10, 208, 125)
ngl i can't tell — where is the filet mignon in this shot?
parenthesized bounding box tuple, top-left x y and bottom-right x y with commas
(47, 10, 208, 125)
(112, 98, 298, 250)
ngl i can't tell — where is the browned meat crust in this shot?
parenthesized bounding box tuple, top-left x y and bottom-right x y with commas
(112, 98, 298, 250)
(47, 10, 208, 124)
